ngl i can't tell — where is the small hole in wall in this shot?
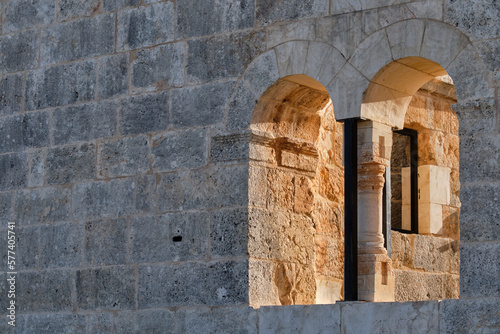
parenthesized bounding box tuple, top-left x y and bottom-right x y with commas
(173, 236, 182, 242)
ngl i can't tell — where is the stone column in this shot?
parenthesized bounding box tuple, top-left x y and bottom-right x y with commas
(357, 121, 395, 302)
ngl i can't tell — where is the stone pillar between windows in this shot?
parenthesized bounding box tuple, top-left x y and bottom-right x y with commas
(357, 120, 395, 302)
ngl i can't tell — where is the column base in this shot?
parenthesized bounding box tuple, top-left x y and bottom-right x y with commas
(358, 254, 395, 302)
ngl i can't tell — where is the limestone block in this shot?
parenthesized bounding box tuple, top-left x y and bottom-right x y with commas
(256, 0, 328, 26)
(386, 20, 425, 60)
(243, 50, 280, 98)
(115, 309, 174, 334)
(444, 0, 500, 40)
(0, 153, 27, 191)
(0, 192, 13, 223)
(0, 30, 39, 73)
(14, 187, 70, 226)
(40, 223, 82, 268)
(316, 279, 342, 304)
(3, 0, 55, 33)
(86, 312, 115, 334)
(378, 4, 414, 28)
(401, 166, 411, 230)
(226, 82, 259, 131)
(117, 2, 174, 51)
(0, 111, 50, 154)
(460, 241, 500, 298)
(103, 0, 140, 11)
(443, 274, 460, 299)
(460, 134, 500, 183)
(390, 231, 414, 268)
(211, 133, 250, 163)
(406, 0, 443, 20)
(248, 165, 269, 208)
(77, 266, 136, 310)
(28, 149, 45, 187)
(304, 42, 346, 88)
(97, 53, 129, 99)
(0, 225, 38, 270)
(453, 99, 497, 136)
(0, 73, 23, 116)
(135, 174, 157, 213)
(15, 314, 86, 334)
(281, 150, 318, 172)
(418, 203, 443, 235)
(83, 218, 127, 266)
(53, 101, 117, 145)
(99, 135, 150, 178)
(26, 60, 96, 110)
(331, 0, 411, 14)
(394, 270, 444, 301)
(413, 234, 451, 272)
(476, 38, 500, 85)
(119, 91, 170, 135)
(440, 298, 500, 333)
(46, 143, 96, 185)
(419, 164, 451, 205)
(267, 20, 315, 49)
(274, 41, 309, 77)
(57, 0, 100, 21)
(41, 14, 115, 65)
(177, 0, 254, 38)
(249, 259, 280, 306)
(315, 234, 344, 279)
(341, 300, 438, 333)
(176, 307, 257, 334)
(211, 208, 249, 258)
(349, 29, 392, 80)
(259, 304, 341, 333)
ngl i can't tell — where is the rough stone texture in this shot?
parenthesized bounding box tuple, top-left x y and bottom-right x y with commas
(176, 307, 257, 334)
(117, 2, 175, 51)
(86, 312, 115, 334)
(40, 223, 83, 268)
(3, 0, 55, 33)
(210, 133, 250, 163)
(460, 242, 500, 298)
(41, 14, 115, 65)
(28, 149, 45, 187)
(0, 225, 39, 269)
(97, 53, 129, 99)
(115, 309, 175, 334)
(26, 60, 96, 110)
(84, 218, 127, 266)
(14, 187, 71, 225)
(0, 191, 13, 222)
(119, 92, 169, 135)
(152, 128, 207, 172)
(211, 208, 249, 258)
(0, 153, 27, 191)
(0, 30, 39, 73)
(444, 0, 500, 40)
(453, 99, 497, 136)
(0, 111, 50, 154)
(0, 73, 24, 116)
(98, 136, 150, 178)
(440, 298, 500, 334)
(102, 0, 140, 11)
(394, 270, 444, 301)
(57, 0, 100, 21)
(226, 82, 259, 131)
(476, 38, 500, 85)
(135, 174, 157, 213)
(46, 143, 96, 184)
(77, 266, 136, 310)
(460, 135, 500, 182)
(256, 0, 328, 26)
(53, 101, 117, 145)
(129, 212, 209, 263)
(413, 234, 451, 273)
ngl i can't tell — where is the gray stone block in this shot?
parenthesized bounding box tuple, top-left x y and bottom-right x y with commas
(41, 14, 115, 65)
(131, 43, 184, 90)
(445, 0, 500, 40)
(453, 99, 497, 136)
(440, 298, 500, 334)
(16, 269, 73, 312)
(0, 191, 13, 222)
(57, 0, 100, 21)
(226, 82, 258, 131)
(26, 60, 96, 110)
(86, 312, 116, 334)
(3, 0, 55, 33)
(460, 183, 500, 242)
(0, 30, 39, 73)
(46, 143, 96, 185)
(116, 309, 175, 334)
(72, 178, 135, 220)
(84, 218, 127, 266)
(158, 165, 248, 211)
(28, 149, 45, 187)
(117, 2, 175, 51)
(16, 314, 87, 334)
(76, 265, 136, 310)
(53, 101, 117, 145)
(176, 0, 254, 38)
(151, 128, 207, 172)
(255, 0, 329, 26)
(14, 187, 71, 225)
(460, 135, 500, 183)
(176, 307, 257, 334)
(40, 223, 83, 268)
(460, 242, 500, 298)
(0, 152, 28, 191)
(136, 174, 157, 213)
(119, 91, 169, 135)
(138, 260, 248, 307)
(0, 111, 50, 154)
(129, 212, 209, 263)
(103, 0, 140, 11)
(210, 133, 250, 163)
(187, 31, 266, 84)
(0, 73, 23, 116)
(0, 225, 39, 270)
(211, 208, 249, 258)
(98, 53, 129, 99)
(98, 135, 150, 178)
(171, 80, 235, 128)
(476, 38, 500, 85)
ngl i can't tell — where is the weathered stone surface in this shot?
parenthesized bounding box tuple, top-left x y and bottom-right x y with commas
(41, 14, 115, 65)
(177, 0, 254, 38)
(243, 50, 280, 97)
(187, 31, 266, 84)
(226, 82, 258, 131)
(1, 225, 39, 269)
(0, 111, 50, 154)
(413, 234, 451, 273)
(136, 174, 157, 213)
(103, 0, 140, 11)
(453, 99, 497, 136)
(46, 143, 96, 185)
(138, 260, 248, 307)
(304, 42, 346, 87)
(379, 4, 414, 28)
(177, 307, 257, 334)
(267, 20, 315, 49)
(394, 270, 444, 301)
(40, 223, 83, 268)
(460, 242, 500, 298)
(0, 152, 28, 190)
(77, 266, 136, 310)
(211, 208, 249, 258)
(98, 136, 150, 178)
(171, 80, 235, 128)
(256, 0, 328, 26)
(72, 178, 135, 220)
(116, 309, 175, 334)
(152, 129, 207, 172)
(3, 0, 55, 33)
(440, 298, 500, 334)
(57, 0, 100, 21)
(460, 183, 500, 242)
(476, 38, 500, 85)
(118, 2, 174, 51)
(331, 0, 411, 14)
(386, 19, 425, 60)
(350, 29, 392, 80)
(158, 165, 248, 211)
(86, 312, 115, 334)
(14, 187, 70, 225)
(97, 53, 129, 99)
(444, 273, 460, 299)
(210, 133, 250, 163)
(0, 30, 39, 73)
(0, 73, 23, 116)
(445, 0, 500, 40)
(84, 218, 127, 266)
(28, 149, 45, 187)
(53, 100, 117, 145)
(0, 191, 13, 222)
(119, 91, 169, 135)
(341, 300, 439, 333)
(16, 270, 73, 312)
(26, 60, 96, 110)
(259, 304, 340, 333)
(129, 212, 209, 263)
(460, 135, 500, 182)
(16, 314, 86, 334)
(131, 43, 184, 90)
(274, 41, 309, 77)
(406, 0, 443, 20)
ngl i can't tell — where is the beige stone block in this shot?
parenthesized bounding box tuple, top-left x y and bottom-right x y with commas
(274, 41, 309, 77)
(293, 175, 314, 214)
(274, 262, 316, 305)
(315, 234, 344, 279)
(418, 203, 443, 235)
(444, 273, 460, 299)
(249, 259, 280, 306)
(419, 165, 451, 205)
(391, 231, 414, 268)
(249, 143, 276, 164)
(413, 234, 451, 272)
(315, 278, 342, 304)
(281, 150, 318, 172)
(401, 166, 411, 230)
(248, 165, 268, 208)
(394, 270, 444, 301)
